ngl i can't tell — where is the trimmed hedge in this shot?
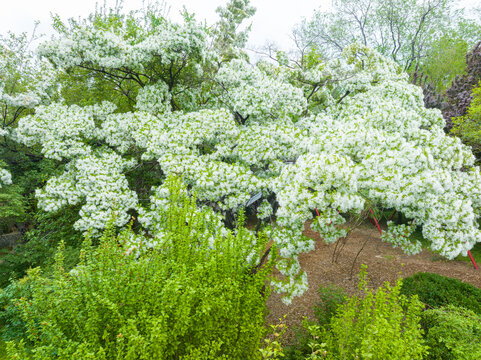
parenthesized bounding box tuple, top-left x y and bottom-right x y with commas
(422, 305, 481, 360)
(400, 272, 481, 314)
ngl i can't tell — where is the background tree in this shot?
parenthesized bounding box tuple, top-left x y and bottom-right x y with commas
(211, 0, 256, 62)
(451, 81, 481, 159)
(417, 18, 481, 93)
(293, 0, 481, 84)
(443, 41, 481, 129)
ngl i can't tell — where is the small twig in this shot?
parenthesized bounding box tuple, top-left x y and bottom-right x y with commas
(349, 237, 369, 279)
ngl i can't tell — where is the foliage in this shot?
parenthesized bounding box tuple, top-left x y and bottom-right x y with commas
(421, 305, 481, 360)
(314, 284, 347, 329)
(317, 265, 427, 360)
(451, 81, 481, 159)
(0, 207, 83, 288)
(0, 148, 57, 232)
(282, 318, 326, 360)
(444, 41, 481, 129)
(259, 319, 287, 359)
(284, 267, 426, 360)
(0, 279, 31, 343)
(418, 36, 468, 93)
(400, 272, 481, 314)
(284, 283, 347, 358)
(0, 185, 25, 232)
(6, 177, 273, 359)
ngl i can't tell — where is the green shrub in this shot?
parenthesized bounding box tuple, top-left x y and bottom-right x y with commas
(285, 267, 427, 360)
(321, 265, 427, 360)
(422, 305, 481, 360)
(7, 178, 274, 359)
(283, 318, 319, 360)
(283, 284, 347, 360)
(400, 272, 481, 314)
(0, 279, 31, 343)
(314, 283, 347, 329)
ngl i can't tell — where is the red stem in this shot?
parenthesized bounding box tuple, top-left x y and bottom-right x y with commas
(369, 209, 383, 235)
(388, 210, 397, 222)
(468, 250, 479, 270)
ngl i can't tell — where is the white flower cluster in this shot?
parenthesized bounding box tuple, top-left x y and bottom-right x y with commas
(35, 152, 138, 234)
(0, 168, 12, 188)
(216, 59, 308, 121)
(15, 102, 116, 160)
(381, 221, 421, 255)
(257, 200, 273, 220)
(135, 81, 172, 115)
(38, 16, 209, 73)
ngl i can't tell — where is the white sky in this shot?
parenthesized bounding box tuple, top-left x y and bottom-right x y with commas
(0, 0, 479, 51)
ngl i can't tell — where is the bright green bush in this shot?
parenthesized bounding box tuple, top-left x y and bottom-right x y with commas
(422, 305, 481, 360)
(6, 178, 274, 359)
(400, 272, 481, 314)
(321, 265, 427, 360)
(285, 267, 427, 360)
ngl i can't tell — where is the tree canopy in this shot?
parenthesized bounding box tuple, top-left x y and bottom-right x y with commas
(293, 0, 481, 90)
(2, 1, 481, 303)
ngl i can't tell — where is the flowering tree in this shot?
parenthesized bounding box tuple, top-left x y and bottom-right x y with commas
(11, 4, 481, 302)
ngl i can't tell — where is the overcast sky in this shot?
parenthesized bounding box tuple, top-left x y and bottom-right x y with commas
(0, 0, 479, 51)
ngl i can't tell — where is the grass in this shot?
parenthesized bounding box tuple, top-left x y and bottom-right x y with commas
(408, 228, 481, 265)
(455, 242, 481, 265)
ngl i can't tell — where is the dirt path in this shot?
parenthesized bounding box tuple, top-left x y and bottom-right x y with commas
(266, 222, 481, 340)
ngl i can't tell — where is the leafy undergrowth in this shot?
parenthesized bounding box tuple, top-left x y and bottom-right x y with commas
(0, 339, 6, 360)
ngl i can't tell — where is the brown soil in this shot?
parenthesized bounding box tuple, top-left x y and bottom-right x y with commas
(266, 221, 481, 342)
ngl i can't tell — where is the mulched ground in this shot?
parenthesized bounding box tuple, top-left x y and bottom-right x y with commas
(265, 221, 481, 342)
